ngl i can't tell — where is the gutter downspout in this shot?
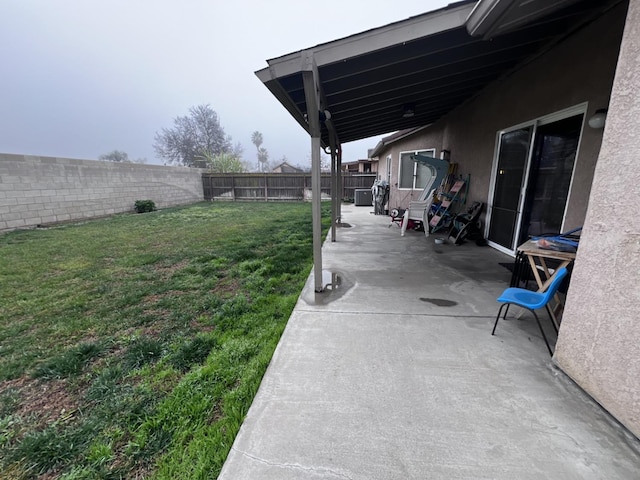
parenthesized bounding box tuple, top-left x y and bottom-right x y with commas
(337, 146, 342, 224)
(325, 117, 340, 242)
(330, 145, 337, 242)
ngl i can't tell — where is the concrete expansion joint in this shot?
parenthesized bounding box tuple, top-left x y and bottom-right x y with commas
(296, 307, 495, 320)
(232, 447, 354, 479)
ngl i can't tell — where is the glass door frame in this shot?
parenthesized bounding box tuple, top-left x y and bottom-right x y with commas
(485, 103, 588, 255)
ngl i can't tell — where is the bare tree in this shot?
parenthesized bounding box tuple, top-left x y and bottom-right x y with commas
(231, 141, 244, 160)
(306, 151, 332, 172)
(154, 105, 232, 166)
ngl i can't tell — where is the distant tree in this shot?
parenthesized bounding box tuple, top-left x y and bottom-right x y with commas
(251, 131, 263, 149)
(321, 153, 331, 172)
(257, 147, 269, 172)
(99, 150, 130, 162)
(154, 104, 232, 167)
(231, 141, 244, 160)
(251, 131, 269, 172)
(306, 152, 331, 172)
(202, 152, 246, 173)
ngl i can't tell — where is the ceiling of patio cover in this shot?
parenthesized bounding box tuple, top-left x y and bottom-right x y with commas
(255, 0, 617, 148)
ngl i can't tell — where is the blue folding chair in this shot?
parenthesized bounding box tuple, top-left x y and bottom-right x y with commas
(491, 267, 569, 356)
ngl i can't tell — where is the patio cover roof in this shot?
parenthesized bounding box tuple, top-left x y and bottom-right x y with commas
(255, 0, 615, 149)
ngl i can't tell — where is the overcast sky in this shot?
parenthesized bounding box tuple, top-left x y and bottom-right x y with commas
(0, 0, 452, 168)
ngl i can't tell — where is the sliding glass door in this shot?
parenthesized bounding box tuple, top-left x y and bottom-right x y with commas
(487, 109, 584, 253)
(518, 115, 582, 244)
(487, 127, 533, 250)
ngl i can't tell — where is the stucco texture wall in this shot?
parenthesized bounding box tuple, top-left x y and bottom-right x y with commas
(375, 3, 626, 234)
(554, 0, 640, 439)
(440, 2, 627, 231)
(0, 154, 205, 232)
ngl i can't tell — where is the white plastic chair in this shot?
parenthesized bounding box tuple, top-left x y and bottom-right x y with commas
(400, 188, 435, 237)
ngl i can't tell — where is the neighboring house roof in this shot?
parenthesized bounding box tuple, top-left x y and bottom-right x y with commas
(343, 159, 375, 165)
(342, 158, 376, 171)
(255, 0, 610, 148)
(272, 161, 304, 173)
(369, 126, 430, 158)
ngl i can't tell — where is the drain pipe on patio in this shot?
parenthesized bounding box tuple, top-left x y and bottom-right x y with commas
(324, 113, 340, 243)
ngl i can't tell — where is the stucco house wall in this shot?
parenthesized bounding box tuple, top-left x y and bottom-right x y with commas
(554, 0, 640, 439)
(441, 2, 626, 232)
(376, 2, 626, 235)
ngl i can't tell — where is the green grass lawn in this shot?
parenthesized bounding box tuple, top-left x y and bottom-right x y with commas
(0, 201, 329, 479)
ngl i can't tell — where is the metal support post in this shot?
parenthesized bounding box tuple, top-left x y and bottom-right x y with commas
(302, 66, 323, 292)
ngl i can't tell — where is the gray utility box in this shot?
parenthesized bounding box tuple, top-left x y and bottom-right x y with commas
(354, 188, 373, 206)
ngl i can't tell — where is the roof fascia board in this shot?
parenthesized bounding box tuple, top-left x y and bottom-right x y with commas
(390, 125, 430, 142)
(370, 126, 431, 157)
(261, 3, 476, 81)
(466, 0, 511, 37)
(466, 0, 584, 38)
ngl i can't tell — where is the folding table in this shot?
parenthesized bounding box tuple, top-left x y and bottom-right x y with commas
(517, 239, 576, 329)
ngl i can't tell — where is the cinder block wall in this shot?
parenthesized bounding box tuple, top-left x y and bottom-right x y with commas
(0, 154, 205, 232)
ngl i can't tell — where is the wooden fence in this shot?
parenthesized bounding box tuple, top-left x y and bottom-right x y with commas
(202, 173, 377, 201)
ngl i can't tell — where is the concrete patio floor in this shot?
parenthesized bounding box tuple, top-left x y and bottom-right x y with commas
(219, 204, 640, 479)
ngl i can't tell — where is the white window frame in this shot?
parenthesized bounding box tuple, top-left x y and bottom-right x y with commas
(398, 149, 436, 190)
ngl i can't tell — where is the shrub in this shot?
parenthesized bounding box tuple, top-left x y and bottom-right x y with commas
(134, 200, 156, 213)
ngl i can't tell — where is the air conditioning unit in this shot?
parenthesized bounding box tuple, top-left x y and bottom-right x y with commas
(354, 189, 373, 206)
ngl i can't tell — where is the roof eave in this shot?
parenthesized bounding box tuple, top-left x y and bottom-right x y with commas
(256, 68, 314, 138)
(369, 126, 431, 158)
(258, 3, 476, 81)
(466, 0, 584, 38)
(254, 2, 476, 149)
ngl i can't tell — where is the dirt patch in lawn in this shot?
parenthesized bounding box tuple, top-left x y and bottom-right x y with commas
(3, 376, 82, 425)
(211, 277, 242, 297)
(153, 259, 190, 278)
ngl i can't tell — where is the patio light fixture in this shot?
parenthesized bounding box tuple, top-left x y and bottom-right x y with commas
(588, 108, 607, 129)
